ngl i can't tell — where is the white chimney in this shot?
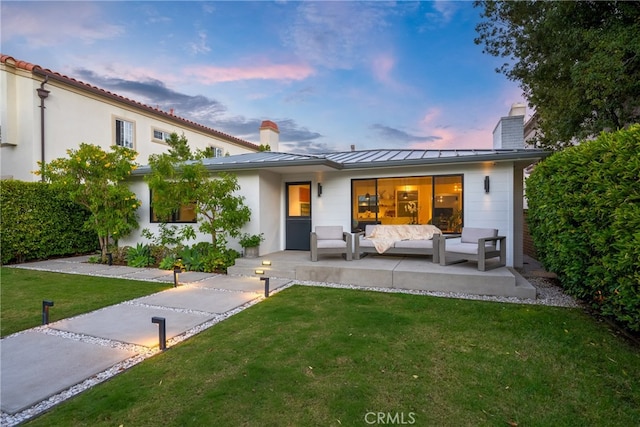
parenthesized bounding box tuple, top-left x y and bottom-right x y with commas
(259, 120, 279, 151)
(493, 104, 525, 149)
(509, 103, 526, 117)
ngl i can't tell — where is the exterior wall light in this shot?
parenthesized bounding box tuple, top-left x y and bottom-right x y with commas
(261, 260, 271, 266)
(255, 269, 265, 275)
(484, 176, 490, 193)
(317, 182, 323, 197)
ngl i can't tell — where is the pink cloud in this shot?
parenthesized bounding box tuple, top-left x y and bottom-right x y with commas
(371, 54, 395, 85)
(184, 63, 315, 84)
(420, 107, 442, 126)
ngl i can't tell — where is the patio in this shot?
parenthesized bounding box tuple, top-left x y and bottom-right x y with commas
(228, 251, 536, 299)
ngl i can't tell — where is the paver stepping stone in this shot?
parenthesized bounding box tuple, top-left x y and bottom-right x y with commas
(135, 286, 259, 313)
(51, 304, 212, 347)
(195, 275, 291, 292)
(0, 332, 136, 414)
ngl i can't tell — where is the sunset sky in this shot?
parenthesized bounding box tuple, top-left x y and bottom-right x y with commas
(2, 1, 529, 153)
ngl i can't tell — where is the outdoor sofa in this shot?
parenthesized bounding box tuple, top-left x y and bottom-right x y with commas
(354, 224, 442, 262)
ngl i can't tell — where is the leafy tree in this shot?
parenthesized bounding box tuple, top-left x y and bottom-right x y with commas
(475, 1, 640, 150)
(145, 133, 251, 247)
(37, 143, 140, 260)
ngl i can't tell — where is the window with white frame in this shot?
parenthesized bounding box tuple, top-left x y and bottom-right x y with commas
(153, 129, 171, 143)
(115, 118, 134, 148)
(210, 146, 224, 157)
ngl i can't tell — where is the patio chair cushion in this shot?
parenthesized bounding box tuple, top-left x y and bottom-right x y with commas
(317, 239, 348, 249)
(461, 227, 497, 248)
(444, 242, 481, 254)
(394, 239, 435, 250)
(315, 226, 344, 240)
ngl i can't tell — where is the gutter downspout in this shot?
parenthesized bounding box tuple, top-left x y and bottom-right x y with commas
(36, 76, 50, 182)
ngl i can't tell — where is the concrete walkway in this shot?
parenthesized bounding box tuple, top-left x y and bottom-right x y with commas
(1, 257, 292, 421)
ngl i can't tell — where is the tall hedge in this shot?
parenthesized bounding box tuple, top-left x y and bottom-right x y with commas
(526, 125, 640, 331)
(1, 180, 98, 264)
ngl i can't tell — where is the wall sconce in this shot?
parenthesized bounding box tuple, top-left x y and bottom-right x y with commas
(317, 182, 322, 197)
(261, 260, 271, 266)
(484, 176, 490, 193)
(255, 269, 265, 275)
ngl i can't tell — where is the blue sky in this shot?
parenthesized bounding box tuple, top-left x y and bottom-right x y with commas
(2, 1, 528, 153)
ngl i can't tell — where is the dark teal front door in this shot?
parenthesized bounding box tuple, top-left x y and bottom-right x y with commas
(285, 182, 311, 250)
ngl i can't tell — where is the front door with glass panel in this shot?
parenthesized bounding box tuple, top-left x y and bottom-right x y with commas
(285, 182, 312, 250)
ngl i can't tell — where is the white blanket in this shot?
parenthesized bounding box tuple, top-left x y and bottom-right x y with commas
(366, 224, 441, 253)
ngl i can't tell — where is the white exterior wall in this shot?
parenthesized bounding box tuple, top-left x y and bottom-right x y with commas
(1, 65, 41, 179)
(121, 171, 282, 257)
(123, 160, 522, 267)
(305, 162, 518, 267)
(1, 64, 257, 181)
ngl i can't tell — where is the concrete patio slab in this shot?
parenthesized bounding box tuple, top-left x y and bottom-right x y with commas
(0, 331, 136, 415)
(51, 304, 212, 347)
(135, 286, 260, 313)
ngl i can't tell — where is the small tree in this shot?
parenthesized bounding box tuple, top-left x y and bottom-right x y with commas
(37, 143, 140, 260)
(145, 133, 251, 247)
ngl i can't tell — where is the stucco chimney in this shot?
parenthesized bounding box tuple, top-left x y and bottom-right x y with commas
(259, 120, 279, 151)
(493, 103, 525, 149)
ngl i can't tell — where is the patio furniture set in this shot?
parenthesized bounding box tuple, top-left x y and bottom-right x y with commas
(310, 224, 506, 271)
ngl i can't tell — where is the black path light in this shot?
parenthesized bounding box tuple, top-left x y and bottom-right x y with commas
(173, 258, 184, 288)
(260, 276, 270, 298)
(42, 300, 54, 325)
(151, 316, 167, 351)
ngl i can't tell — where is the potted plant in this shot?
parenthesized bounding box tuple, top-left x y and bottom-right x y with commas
(239, 233, 264, 258)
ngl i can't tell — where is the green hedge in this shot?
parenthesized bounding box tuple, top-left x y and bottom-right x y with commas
(1, 180, 98, 264)
(526, 125, 640, 331)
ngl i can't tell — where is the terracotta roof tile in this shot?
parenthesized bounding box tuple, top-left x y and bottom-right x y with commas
(1, 54, 259, 150)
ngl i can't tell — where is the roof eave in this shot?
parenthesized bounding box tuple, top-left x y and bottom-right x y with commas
(131, 158, 344, 176)
(339, 150, 551, 169)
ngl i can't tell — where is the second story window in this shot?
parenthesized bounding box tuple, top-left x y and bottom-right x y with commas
(211, 146, 224, 157)
(115, 118, 134, 148)
(153, 129, 171, 143)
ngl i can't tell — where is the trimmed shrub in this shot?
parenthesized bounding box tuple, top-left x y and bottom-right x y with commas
(1, 180, 98, 264)
(526, 125, 640, 331)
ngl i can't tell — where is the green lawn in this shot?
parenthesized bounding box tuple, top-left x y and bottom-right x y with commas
(0, 267, 171, 337)
(19, 285, 639, 427)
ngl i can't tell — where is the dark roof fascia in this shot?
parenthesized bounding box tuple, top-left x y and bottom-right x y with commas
(333, 149, 551, 170)
(31, 68, 259, 151)
(131, 156, 343, 176)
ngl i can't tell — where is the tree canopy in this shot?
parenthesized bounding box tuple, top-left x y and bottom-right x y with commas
(475, 1, 640, 150)
(38, 143, 140, 259)
(145, 133, 251, 247)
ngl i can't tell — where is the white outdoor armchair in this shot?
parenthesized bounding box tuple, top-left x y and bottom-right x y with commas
(310, 226, 353, 261)
(439, 227, 506, 271)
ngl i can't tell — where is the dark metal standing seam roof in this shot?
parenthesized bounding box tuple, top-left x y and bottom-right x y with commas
(131, 149, 550, 176)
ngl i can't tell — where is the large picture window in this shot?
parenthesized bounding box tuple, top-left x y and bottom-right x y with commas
(351, 175, 463, 233)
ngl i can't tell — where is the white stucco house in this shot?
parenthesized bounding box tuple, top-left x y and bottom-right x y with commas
(1, 54, 549, 268)
(0, 54, 259, 181)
